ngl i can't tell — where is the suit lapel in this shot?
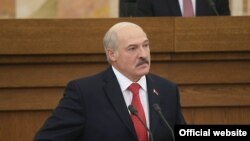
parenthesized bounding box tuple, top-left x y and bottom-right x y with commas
(146, 75, 161, 133)
(102, 67, 137, 138)
(196, 0, 213, 16)
(168, 0, 182, 16)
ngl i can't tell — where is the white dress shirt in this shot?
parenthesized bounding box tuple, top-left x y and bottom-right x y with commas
(112, 66, 150, 128)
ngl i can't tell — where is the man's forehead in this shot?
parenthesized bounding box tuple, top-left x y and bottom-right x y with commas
(110, 22, 142, 33)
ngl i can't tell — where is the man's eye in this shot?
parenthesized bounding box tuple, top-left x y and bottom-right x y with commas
(143, 44, 149, 48)
(128, 47, 136, 51)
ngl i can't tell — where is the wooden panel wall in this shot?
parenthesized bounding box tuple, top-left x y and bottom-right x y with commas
(0, 17, 250, 141)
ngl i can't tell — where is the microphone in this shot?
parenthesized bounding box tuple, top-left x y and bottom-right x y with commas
(128, 105, 154, 141)
(207, 0, 219, 16)
(152, 104, 175, 141)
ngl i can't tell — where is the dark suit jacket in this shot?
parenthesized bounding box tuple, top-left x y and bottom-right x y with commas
(136, 0, 230, 16)
(34, 66, 185, 141)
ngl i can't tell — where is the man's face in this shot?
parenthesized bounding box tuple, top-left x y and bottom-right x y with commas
(108, 25, 151, 82)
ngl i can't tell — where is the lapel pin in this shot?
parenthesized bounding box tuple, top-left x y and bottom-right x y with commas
(153, 89, 159, 96)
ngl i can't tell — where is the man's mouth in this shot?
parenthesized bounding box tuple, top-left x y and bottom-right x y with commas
(136, 59, 149, 67)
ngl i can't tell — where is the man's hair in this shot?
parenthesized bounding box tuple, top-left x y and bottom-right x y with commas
(103, 22, 142, 63)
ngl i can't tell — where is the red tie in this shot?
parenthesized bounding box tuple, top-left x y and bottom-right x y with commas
(129, 83, 148, 141)
(183, 0, 194, 17)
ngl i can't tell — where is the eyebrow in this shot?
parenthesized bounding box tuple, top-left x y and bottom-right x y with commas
(127, 39, 149, 47)
(144, 40, 149, 43)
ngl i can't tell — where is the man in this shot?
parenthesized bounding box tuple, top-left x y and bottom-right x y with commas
(34, 22, 186, 141)
(136, 0, 231, 17)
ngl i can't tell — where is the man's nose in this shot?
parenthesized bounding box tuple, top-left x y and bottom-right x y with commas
(138, 46, 147, 57)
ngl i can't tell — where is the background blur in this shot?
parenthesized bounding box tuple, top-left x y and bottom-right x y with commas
(0, 0, 249, 19)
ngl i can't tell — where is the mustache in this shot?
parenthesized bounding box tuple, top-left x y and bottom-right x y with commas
(136, 58, 149, 67)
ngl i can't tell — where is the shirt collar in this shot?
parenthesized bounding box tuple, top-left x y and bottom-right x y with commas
(112, 66, 147, 91)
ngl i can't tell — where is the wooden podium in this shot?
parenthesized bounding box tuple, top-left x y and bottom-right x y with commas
(0, 16, 250, 141)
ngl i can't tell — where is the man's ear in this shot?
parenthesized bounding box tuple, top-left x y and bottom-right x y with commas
(107, 49, 116, 61)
